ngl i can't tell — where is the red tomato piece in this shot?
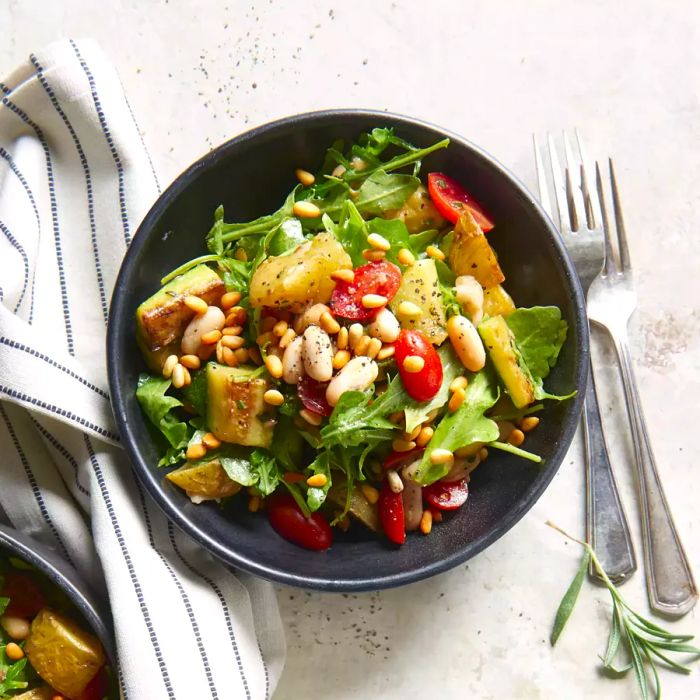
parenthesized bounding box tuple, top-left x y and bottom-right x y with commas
(78, 666, 110, 700)
(423, 478, 469, 511)
(383, 448, 424, 472)
(267, 494, 333, 551)
(427, 172, 494, 231)
(378, 483, 406, 545)
(297, 376, 332, 416)
(394, 329, 443, 402)
(331, 260, 401, 321)
(1, 573, 45, 618)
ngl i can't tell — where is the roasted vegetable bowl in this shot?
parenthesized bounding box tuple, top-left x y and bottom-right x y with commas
(108, 110, 588, 590)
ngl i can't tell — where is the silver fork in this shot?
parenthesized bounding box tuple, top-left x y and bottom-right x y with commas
(586, 159, 697, 617)
(534, 133, 636, 585)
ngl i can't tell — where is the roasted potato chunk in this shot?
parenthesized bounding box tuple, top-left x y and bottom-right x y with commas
(448, 211, 505, 287)
(385, 184, 445, 233)
(166, 459, 242, 500)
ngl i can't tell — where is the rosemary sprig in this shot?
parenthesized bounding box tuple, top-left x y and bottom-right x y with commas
(547, 521, 700, 700)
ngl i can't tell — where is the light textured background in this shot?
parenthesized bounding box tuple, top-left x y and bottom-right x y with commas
(3, 1, 699, 697)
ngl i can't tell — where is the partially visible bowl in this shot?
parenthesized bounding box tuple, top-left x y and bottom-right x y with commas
(107, 109, 588, 591)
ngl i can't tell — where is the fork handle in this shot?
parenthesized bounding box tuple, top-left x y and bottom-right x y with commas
(612, 329, 698, 616)
(583, 357, 636, 584)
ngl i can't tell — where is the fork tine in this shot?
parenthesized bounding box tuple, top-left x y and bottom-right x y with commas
(532, 135, 553, 220)
(595, 161, 618, 277)
(547, 133, 570, 234)
(608, 158, 632, 272)
(575, 129, 602, 229)
(563, 131, 586, 231)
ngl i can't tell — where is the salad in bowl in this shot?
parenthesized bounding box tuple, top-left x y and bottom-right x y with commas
(135, 127, 574, 551)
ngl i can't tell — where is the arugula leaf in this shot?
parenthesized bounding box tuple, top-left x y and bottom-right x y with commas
(408, 228, 441, 252)
(250, 450, 281, 496)
(269, 415, 304, 471)
(217, 257, 252, 295)
(321, 390, 396, 449)
(306, 451, 331, 512)
(136, 375, 192, 451)
(327, 200, 368, 266)
(180, 368, 208, 417)
(268, 217, 306, 257)
(0, 597, 8, 618)
(0, 648, 28, 694)
(355, 170, 420, 216)
(216, 448, 258, 487)
(414, 369, 500, 485)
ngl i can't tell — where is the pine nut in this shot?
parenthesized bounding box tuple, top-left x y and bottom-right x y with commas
(202, 433, 221, 449)
(220, 291, 242, 310)
(234, 347, 250, 363)
(331, 268, 355, 283)
(299, 408, 323, 426)
(265, 354, 284, 379)
(448, 387, 466, 412)
(455, 443, 483, 458)
(336, 326, 349, 350)
(278, 328, 297, 349)
(282, 336, 305, 384)
(333, 349, 351, 370)
(387, 469, 403, 494)
(377, 344, 396, 361)
(419, 509, 433, 535)
(294, 303, 331, 334)
(234, 248, 248, 261)
(397, 301, 422, 319)
(348, 323, 364, 349)
(264, 389, 285, 406)
(353, 335, 371, 357)
(216, 340, 225, 364)
(221, 335, 245, 349)
(302, 325, 334, 381)
(260, 316, 277, 333)
(362, 294, 388, 309)
(520, 416, 540, 432)
(179, 354, 201, 370)
(306, 473, 328, 488)
(367, 307, 400, 343)
(361, 484, 379, 505)
(186, 443, 207, 460)
(184, 295, 208, 315)
(222, 325, 243, 336)
(479, 447, 489, 461)
(182, 305, 226, 354)
(450, 376, 468, 392)
(326, 356, 379, 406)
(171, 363, 186, 388)
(0, 615, 29, 640)
(271, 320, 287, 337)
(293, 201, 321, 218)
(392, 438, 416, 452)
(367, 232, 391, 251)
(426, 245, 445, 261)
(403, 425, 422, 441)
(362, 249, 386, 262)
(430, 448, 454, 466)
(201, 329, 222, 345)
(447, 315, 486, 372)
(320, 311, 341, 334)
(248, 495, 261, 512)
(162, 354, 179, 378)
(367, 337, 382, 359)
(397, 248, 415, 266)
(295, 168, 315, 186)
(402, 355, 425, 373)
(225, 306, 247, 326)
(416, 426, 434, 447)
(222, 346, 238, 366)
(182, 366, 192, 386)
(508, 428, 525, 446)
(5, 642, 24, 661)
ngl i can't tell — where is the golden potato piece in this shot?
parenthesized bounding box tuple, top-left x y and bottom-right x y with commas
(25, 608, 105, 699)
(448, 211, 505, 287)
(167, 459, 242, 500)
(483, 284, 516, 318)
(385, 184, 445, 233)
(249, 232, 352, 310)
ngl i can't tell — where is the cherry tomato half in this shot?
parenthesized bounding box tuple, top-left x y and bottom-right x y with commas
(1, 573, 45, 618)
(423, 478, 469, 511)
(427, 172, 494, 231)
(297, 376, 332, 416)
(267, 494, 333, 551)
(378, 483, 406, 545)
(331, 260, 402, 321)
(78, 666, 110, 700)
(394, 329, 443, 402)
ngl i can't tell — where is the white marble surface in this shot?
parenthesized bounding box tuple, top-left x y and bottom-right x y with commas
(3, 1, 699, 697)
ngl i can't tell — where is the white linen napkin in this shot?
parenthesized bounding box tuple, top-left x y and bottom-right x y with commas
(0, 39, 285, 699)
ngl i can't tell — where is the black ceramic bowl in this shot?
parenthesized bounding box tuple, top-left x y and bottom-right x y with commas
(108, 110, 587, 591)
(0, 524, 116, 663)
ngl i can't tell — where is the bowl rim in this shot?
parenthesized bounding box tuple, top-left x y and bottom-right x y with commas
(107, 108, 588, 591)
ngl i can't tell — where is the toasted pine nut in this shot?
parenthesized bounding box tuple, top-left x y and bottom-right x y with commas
(179, 354, 201, 370)
(273, 320, 288, 337)
(260, 316, 277, 333)
(353, 335, 371, 356)
(264, 389, 284, 406)
(184, 295, 208, 315)
(283, 472, 305, 484)
(479, 447, 489, 461)
(216, 340, 225, 364)
(397, 248, 416, 266)
(234, 348, 249, 363)
(331, 268, 355, 283)
(222, 325, 243, 336)
(367, 232, 391, 251)
(248, 495, 261, 512)
(201, 433, 221, 449)
(392, 438, 416, 452)
(403, 425, 422, 441)
(306, 473, 328, 488)
(426, 245, 445, 261)
(402, 355, 425, 373)
(225, 306, 247, 326)
(415, 426, 434, 447)
(336, 326, 349, 350)
(447, 315, 486, 372)
(293, 201, 321, 218)
(295, 168, 315, 186)
(182, 304, 226, 354)
(299, 408, 323, 426)
(430, 448, 454, 466)
(222, 346, 238, 367)
(361, 484, 379, 505)
(448, 387, 466, 412)
(397, 301, 422, 319)
(333, 349, 351, 370)
(278, 328, 296, 349)
(348, 323, 364, 349)
(186, 443, 207, 460)
(362, 248, 386, 262)
(520, 416, 540, 432)
(162, 354, 179, 378)
(326, 356, 379, 406)
(220, 335, 245, 350)
(220, 291, 242, 310)
(367, 337, 382, 359)
(455, 443, 483, 458)
(450, 376, 468, 392)
(265, 354, 284, 378)
(419, 509, 433, 535)
(377, 344, 396, 361)
(201, 329, 222, 345)
(257, 331, 275, 347)
(362, 294, 388, 309)
(181, 366, 192, 386)
(508, 428, 525, 446)
(387, 469, 403, 494)
(0, 615, 29, 640)
(5, 642, 24, 661)
(320, 311, 341, 334)
(172, 363, 186, 388)
(367, 307, 400, 343)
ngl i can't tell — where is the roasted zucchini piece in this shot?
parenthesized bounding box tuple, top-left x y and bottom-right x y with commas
(166, 459, 242, 500)
(385, 184, 446, 233)
(483, 284, 516, 318)
(25, 608, 105, 699)
(327, 481, 381, 532)
(207, 363, 275, 447)
(447, 211, 505, 287)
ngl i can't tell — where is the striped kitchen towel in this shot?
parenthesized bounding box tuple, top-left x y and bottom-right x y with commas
(0, 39, 285, 698)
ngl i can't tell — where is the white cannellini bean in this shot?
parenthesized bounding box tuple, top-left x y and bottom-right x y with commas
(293, 303, 331, 334)
(402, 479, 423, 531)
(325, 356, 379, 406)
(181, 305, 225, 355)
(0, 615, 30, 640)
(282, 336, 305, 384)
(447, 315, 486, 372)
(302, 325, 334, 382)
(367, 307, 400, 343)
(455, 275, 484, 325)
